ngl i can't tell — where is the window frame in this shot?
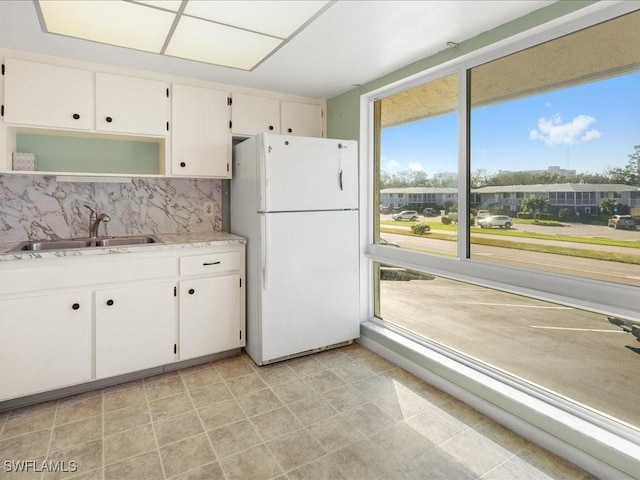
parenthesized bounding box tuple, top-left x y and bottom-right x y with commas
(358, 1, 640, 476)
(362, 1, 640, 323)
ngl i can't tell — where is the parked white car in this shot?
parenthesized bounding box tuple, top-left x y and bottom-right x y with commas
(477, 215, 513, 229)
(391, 210, 419, 221)
(607, 215, 635, 230)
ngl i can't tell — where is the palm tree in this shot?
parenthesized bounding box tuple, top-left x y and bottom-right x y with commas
(520, 196, 550, 223)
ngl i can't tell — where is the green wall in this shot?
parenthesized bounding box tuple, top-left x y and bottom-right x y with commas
(16, 133, 161, 175)
(327, 1, 596, 140)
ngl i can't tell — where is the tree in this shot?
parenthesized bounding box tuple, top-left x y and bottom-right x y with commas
(607, 145, 640, 186)
(520, 196, 550, 223)
(471, 168, 491, 188)
(599, 198, 623, 217)
(576, 172, 612, 184)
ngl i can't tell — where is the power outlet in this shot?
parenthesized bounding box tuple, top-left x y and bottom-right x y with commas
(203, 201, 214, 218)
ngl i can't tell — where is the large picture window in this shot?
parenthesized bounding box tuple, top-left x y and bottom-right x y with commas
(469, 12, 640, 285)
(375, 73, 459, 257)
(372, 9, 640, 434)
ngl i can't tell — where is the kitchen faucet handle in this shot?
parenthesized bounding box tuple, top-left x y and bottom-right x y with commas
(83, 204, 96, 215)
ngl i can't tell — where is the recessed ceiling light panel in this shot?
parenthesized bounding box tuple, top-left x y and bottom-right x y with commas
(38, 0, 174, 53)
(131, 0, 184, 13)
(36, 0, 331, 71)
(166, 16, 282, 70)
(184, 1, 330, 38)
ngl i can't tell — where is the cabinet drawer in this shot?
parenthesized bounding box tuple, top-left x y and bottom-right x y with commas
(180, 252, 240, 276)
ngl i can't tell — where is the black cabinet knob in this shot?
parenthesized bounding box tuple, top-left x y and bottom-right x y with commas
(72, 303, 80, 310)
(188, 289, 195, 295)
(72, 113, 80, 120)
(180, 162, 186, 167)
(106, 299, 114, 306)
(269, 125, 274, 131)
(106, 116, 113, 123)
(287, 128, 293, 133)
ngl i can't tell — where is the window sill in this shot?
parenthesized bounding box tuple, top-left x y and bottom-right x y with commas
(359, 319, 640, 480)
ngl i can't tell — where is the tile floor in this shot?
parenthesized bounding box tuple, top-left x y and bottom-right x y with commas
(0, 344, 595, 480)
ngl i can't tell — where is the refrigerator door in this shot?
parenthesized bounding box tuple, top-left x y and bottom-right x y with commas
(258, 210, 359, 363)
(260, 134, 358, 212)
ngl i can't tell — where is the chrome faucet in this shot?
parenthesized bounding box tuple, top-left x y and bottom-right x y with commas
(83, 205, 111, 238)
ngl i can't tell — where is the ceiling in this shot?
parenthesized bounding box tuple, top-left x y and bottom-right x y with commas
(381, 9, 640, 127)
(0, 1, 556, 100)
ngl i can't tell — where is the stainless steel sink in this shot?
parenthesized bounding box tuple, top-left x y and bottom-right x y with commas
(9, 235, 162, 252)
(95, 235, 161, 247)
(11, 239, 95, 251)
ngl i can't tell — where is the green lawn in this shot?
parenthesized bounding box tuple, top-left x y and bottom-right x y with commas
(380, 220, 640, 249)
(380, 226, 640, 264)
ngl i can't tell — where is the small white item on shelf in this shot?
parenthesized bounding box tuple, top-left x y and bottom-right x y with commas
(12, 152, 36, 171)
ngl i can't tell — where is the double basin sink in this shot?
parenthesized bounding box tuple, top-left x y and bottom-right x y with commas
(10, 235, 162, 252)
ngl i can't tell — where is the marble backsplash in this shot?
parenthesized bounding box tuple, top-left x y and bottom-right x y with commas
(0, 174, 223, 244)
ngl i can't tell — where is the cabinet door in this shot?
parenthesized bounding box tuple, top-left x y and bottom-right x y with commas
(3, 58, 93, 131)
(96, 73, 169, 136)
(96, 282, 176, 379)
(281, 101, 324, 137)
(0, 292, 92, 400)
(179, 274, 241, 360)
(231, 93, 280, 136)
(171, 84, 231, 177)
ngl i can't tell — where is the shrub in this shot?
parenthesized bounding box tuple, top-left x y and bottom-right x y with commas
(411, 222, 431, 235)
(517, 212, 533, 219)
(441, 216, 452, 225)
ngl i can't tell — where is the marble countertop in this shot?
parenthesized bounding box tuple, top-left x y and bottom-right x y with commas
(0, 231, 246, 262)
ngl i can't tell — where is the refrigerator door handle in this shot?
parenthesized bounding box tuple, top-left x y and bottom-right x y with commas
(339, 169, 343, 191)
(261, 214, 270, 289)
(263, 145, 271, 212)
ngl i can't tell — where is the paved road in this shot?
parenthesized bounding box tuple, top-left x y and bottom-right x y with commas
(381, 231, 640, 285)
(380, 276, 640, 428)
(380, 217, 640, 286)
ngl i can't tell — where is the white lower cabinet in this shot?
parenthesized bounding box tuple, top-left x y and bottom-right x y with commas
(95, 281, 176, 379)
(0, 243, 245, 403)
(179, 274, 241, 360)
(0, 291, 92, 400)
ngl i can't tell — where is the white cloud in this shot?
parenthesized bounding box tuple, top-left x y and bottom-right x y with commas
(545, 102, 552, 108)
(529, 114, 601, 146)
(408, 162, 424, 171)
(581, 129, 602, 141)
(384, 159, 401, 172)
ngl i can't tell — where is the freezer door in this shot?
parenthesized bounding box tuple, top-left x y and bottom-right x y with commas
(260, 134, 358, 212)
(259, 210, 359, 363)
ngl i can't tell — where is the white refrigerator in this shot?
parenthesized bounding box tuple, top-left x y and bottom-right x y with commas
(230, 133, 359, 365)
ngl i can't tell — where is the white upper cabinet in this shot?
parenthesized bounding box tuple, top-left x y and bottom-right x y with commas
(231, 93, 325, 138)
(231, 92, 280, 136)
(1, 55, 324, 177)
(96, 73, 169, 136)
(281, 101, 324, 138)
(3, 58, 93, 131)
(171, 84, 231, 178)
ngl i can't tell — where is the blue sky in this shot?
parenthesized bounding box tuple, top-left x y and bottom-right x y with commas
(380, 71, 640, 177)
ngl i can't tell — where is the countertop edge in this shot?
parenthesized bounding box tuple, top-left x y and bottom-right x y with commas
(0, 232, 247, 262)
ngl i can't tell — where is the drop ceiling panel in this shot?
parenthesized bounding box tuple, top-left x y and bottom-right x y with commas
(39, 0, 174, 53)
(183, 1, 330, 38)
(166, 16, 282, 70)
